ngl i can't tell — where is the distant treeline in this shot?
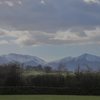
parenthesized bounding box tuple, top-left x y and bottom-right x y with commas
(0, 63, 100, 95)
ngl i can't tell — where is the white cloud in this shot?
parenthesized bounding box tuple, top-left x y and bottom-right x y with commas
(0, 28, 53, 46)
(40, 0, 46, 5)
(0, 0, 22, 7)
(54, 30, 87, 41)
(15, 35, 37, 46)
(84, 0, 100, 4)
(53, 27, 100, 44)
(4, 1, 14, 7)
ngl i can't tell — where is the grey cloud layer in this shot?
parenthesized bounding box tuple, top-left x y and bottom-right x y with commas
(0, 28, 100, 46)
(0, 0, 100, 45)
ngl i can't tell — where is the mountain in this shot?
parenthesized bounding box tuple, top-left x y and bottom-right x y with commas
(0, 53, 100, 71)
(46, 53, 100, 71)
(0, 53, 46, 67)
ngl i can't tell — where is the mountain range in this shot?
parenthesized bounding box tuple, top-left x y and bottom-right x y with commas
(0, 53, 100, 71)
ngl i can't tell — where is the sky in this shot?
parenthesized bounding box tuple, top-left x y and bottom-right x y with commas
(0, 0, 100, 61)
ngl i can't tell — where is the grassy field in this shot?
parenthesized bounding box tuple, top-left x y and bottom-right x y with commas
(0, 95, 100, 100)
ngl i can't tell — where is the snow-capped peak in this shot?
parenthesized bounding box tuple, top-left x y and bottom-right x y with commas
(77, 53, 100, 62)
(0, 53, 46, 66)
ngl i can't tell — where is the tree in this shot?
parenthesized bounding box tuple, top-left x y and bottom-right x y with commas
(5, 63, 23, 86)
(44, 66, 52, 73)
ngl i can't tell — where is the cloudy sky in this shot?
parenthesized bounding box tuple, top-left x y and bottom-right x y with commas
(0, 0, 100, 61)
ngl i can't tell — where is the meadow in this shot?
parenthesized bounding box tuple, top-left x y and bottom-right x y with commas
(0, 95, 100, 100)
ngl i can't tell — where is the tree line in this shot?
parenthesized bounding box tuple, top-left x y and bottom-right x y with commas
(0, 63, 100, 95)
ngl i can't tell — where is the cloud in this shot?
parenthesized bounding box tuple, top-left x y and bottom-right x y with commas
(4, 1, 14, 7)
(0, 0, 22, 7)
(0, 0, 100, 46)
(1, 0, 100, 32)
(0, 27, 100, 46)
(40, 0, 46, 5)
(84, 0, 100, 4)
(15, 35, 37, 46)
(54, 27, 100, 44)
(0, 28, 54, 46)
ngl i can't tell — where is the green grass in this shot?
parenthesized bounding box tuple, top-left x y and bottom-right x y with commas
(0, 95, 100, 100)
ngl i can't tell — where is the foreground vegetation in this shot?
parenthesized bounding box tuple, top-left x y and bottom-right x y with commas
(0, 63, 100, 95)
(0, 95, 100, 100)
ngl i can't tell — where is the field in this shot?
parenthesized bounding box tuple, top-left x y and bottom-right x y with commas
(0, 95, 100, 100)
